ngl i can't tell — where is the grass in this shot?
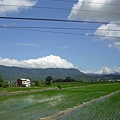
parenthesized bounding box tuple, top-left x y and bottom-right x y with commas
(0, 82, 119, 120)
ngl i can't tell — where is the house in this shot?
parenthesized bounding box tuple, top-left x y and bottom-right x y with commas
(17, 78, 31, 87)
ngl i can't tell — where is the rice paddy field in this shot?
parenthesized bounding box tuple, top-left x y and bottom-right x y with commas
(59, 91, 120, 120)
(0, 82, 120, 120)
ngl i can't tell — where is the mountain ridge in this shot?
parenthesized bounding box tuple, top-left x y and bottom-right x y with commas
(0, 65, 84, 81)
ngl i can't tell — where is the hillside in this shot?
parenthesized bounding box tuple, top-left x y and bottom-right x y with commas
(0, 65, 85, 81)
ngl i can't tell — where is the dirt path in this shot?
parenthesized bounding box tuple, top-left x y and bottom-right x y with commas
(39, 90, 120, 120)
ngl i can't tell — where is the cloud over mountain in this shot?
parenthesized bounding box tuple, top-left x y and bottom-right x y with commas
(0, 0, 37, 15)
(0, 55, 75, 68)
(0, 55, 119, 74)
(84, 66, 120, 74)
(96, 67, 120, 74)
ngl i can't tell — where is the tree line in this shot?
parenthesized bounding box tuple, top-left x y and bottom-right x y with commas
(0, 75, 75, 88)
(0, 75, 9, 88)
(32, 76, 75, 87)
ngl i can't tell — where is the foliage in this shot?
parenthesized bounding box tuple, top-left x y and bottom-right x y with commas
(64, 77, 75, 82)
(54, 77, 75, 82)
(0, 75, 8, 87)
(32, 80, 40, 86)
(2, 82, 9, 88)
(45, 76, 53, 86)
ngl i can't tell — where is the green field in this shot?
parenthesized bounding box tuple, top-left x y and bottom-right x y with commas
(59, 92, 120, 120)
(0, 82, 120, 120)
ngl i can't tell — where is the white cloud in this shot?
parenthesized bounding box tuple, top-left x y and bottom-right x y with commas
(96, 66, 120, 74)
(68, 0, 120, 51)
(94, 22, 120, 50)
(0, 55, 75, 68)
(0, 0, 37, 15)
(83, 66, 120, 74)
(68, 0, 120, 22)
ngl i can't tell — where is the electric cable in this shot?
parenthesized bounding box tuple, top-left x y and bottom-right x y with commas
(3, 27, 120, 39)
(0, 16, 119, 24)
(0, 25, 120, 32)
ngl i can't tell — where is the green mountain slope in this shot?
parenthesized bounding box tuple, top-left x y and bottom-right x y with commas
(0, 65, 85, 81)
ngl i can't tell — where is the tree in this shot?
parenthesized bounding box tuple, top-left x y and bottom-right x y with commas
(64, 77, 75, 82)
(0, 75, 5, 87)
(45, 76, 53, 86)
(2, 81, 9, 88)
(33, 80, 40, 86)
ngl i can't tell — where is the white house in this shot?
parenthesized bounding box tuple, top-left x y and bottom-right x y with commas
(17, 78, 31, 87)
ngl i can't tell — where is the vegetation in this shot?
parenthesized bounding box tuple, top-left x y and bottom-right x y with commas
(0, 75, 4, 87)
(0, 82, 119, 120)
(0, 65, 83, 81)
(54, 77, 75, 82)
(59, 93, 120, 120)
(45, 76, 53, 86)
(1, 65, 120, 82)
(0, 65, 119, 120)
(32, 80, 40, 86)
(0, 75, 8, 88)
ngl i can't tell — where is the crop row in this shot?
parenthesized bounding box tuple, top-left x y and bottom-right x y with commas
(59, 92, 120, 120)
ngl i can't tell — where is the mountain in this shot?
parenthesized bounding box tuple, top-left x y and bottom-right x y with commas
(0, 65, 85, 81)
(87, 73, 120, 81)
(1, 65, 119, 82)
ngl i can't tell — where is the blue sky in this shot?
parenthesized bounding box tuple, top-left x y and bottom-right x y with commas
(0, 0, 120, 74)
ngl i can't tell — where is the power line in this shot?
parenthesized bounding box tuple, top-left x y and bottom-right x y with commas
(0, 16, 119, 24)
(2, 26, 120, 39)
(0, 25, 120, 32)
(0, 4, 120, 15)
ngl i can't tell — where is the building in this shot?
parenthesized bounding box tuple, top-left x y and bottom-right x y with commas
(17, 78, 31, 87)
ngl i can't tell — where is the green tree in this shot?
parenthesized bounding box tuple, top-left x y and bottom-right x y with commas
(64, 77, 75, 82)
(0, 75, 5, 87)
(2, 81, 9, 88)
(33, 81, 40, 86)
(45, 76, 53, 86)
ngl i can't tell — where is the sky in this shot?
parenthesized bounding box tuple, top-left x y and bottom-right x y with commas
(0, 0, 120, 74)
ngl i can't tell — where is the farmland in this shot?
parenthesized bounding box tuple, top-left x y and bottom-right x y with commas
(0, 82, 120, 120)
(59, 90, 120, 120)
